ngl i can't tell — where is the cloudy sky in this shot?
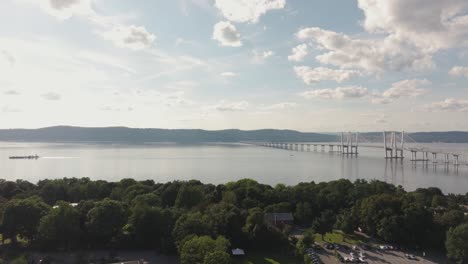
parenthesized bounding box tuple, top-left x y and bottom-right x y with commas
(1, 0, 468, 132)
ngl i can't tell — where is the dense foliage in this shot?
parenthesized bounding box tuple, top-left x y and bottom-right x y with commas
(0, 178, 466, 263)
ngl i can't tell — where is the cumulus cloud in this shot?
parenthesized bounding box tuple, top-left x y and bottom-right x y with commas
(101, 25, 156, 50)
(371, 79, 430, 104)
(19, 0, 157, 51)
(300, 86, 368, 100)
(262, 102, 297, 110)
(288, 44, 308, 62)
(214, 0, 286, 23)
(3, 90, 20, 95)
(294, 66, 361, 84)
(49, 0, 80, 9)
(212, 21, 242, 47)
(214, 100, 249, 111)
(252, 50, 274, 63)
(297, 27, 433, 73)
(38, 0, 92, 20)
(41, 92, 62, 101)
(221, 71, 238, 77)
(1, 50, 15, 67)
(382, 79, 430, 98)
(358, 0, 468, 51)
(449, 66, 468, 77)
(423, 98, 468, 112)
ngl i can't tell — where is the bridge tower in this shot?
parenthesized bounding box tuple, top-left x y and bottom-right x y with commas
(384, 131, 404, 159)
(341, 132, 358, 155)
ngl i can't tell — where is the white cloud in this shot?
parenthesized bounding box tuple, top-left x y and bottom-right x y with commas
(449, 66, 468, 77)
(252, 50, 274, 63)
(41, 92, 62, 101)
(221, 71, 238, 77)
(100, 25, 156, 50)
(213, 100, 249, 111)
(382, 79, 430, 98)
(297, 27, 434, 73)
(1, 50, 15, 67)
(38, 0, 92, 20)
(371, 79, 430, 104)
(358, 0, 468, 51)
(423, 98, 468, 112)
(17, 0, 157, 51)
(294, 66, 361, 84)
(214, 0, 286, 23)
(3, 90, 20, 95)
(300, 86, 368, 100)
(263, 102, 297, 110)
(288, 44, 308, 62)
(212, 21, 242, 47)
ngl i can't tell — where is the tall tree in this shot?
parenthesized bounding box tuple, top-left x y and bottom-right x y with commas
(85, 199, 127, 247)
(38, 201, 82, 249)
(2, 196, 50, 243)
(179, 235, 230, 264)
(446, 222, 468, 263)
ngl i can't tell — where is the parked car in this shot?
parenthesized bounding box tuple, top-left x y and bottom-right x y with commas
(405, 254, 417, 260)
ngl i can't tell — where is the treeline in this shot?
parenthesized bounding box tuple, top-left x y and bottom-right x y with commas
(0, 178, 467, 263)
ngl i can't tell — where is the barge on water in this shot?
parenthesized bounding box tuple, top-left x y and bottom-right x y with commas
(9, 155, 39, 159)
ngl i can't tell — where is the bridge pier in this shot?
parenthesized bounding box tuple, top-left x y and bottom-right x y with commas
(432, 152, 437, 163)
(453, 154, 460, 166)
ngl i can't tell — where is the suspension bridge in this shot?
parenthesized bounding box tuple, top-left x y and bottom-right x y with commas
(248, 131, 468, 166)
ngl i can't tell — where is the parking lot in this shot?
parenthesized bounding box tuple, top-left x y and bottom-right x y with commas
(313, 247, 444, 264)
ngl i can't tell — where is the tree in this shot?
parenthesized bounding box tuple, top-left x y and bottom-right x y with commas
(175, 184, 204, 209)
(446, 222, 468, 263)
(85, 199, 127, 247)
(127, 203, 175, 250)
(295, 202, 314, 224)
(38, 201, 82, 249)
(179, 235, 230, 264)
(312, 210, 335, 239)
(204, 250, 231, 264)
(2, 196, 50, 242)
(172, 212, 212, 248)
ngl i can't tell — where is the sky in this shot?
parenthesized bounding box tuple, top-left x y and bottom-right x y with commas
(1, 0, 468, 132)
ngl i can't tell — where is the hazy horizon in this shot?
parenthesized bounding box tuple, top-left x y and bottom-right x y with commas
(1, 125, 468, 134)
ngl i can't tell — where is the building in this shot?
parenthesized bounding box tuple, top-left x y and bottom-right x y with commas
(232, 248, 245, 256)
(265, 212, 294, 226)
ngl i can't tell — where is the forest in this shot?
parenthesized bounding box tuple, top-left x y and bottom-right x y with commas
(0, 178, 467, 263)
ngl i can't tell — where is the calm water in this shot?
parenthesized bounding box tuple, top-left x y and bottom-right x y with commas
(1, 142, 468, 194)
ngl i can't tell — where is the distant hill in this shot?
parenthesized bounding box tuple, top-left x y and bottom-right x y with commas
(0, 127, 466, 143)
(0, 126, 336, 143)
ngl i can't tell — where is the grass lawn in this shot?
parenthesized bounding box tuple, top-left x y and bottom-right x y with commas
(314, 231, 368, 245)
(232, 251, 302, 264)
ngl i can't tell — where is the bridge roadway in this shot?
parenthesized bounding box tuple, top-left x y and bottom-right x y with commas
(245, 141, 468, 166)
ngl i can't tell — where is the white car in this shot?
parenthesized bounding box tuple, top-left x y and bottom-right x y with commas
(405, 254, 417, 260)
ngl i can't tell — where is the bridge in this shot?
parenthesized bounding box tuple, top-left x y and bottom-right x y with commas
(248, 131, 467, 166)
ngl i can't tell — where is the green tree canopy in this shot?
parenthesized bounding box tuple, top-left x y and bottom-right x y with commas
(38, 201, 82, 249)
(85, 198, 127, 247)
(179, 235, 230, 264)
(446, 222, 468, 263)
(2, 196, 50, 242)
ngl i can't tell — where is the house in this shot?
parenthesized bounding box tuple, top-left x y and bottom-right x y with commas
(265, 212, 294, 226)
(108, 260, 149, 264)
(232, 248, 245, 256)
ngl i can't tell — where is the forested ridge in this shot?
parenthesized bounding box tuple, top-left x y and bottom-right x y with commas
(0, 178, 467, 263)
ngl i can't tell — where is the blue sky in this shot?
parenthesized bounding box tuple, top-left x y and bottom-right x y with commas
(1, 0, 468, 131)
